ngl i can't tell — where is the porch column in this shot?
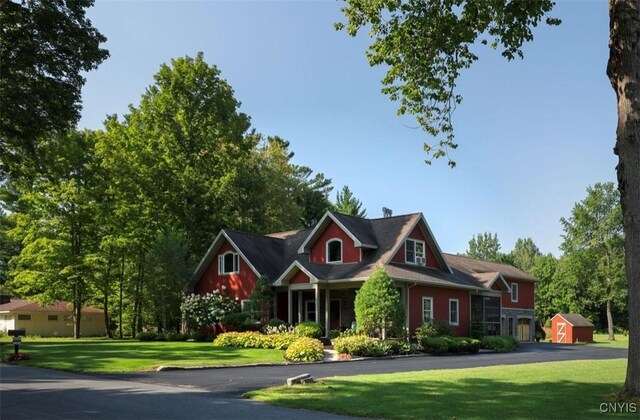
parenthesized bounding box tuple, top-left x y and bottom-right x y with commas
(297, 290, 303, 323)
(315, 283, 320, 327)
(324, 285, 330, 338)
(287, 288, 293, 324)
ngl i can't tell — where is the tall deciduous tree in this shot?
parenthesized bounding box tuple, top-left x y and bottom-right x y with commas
(560, 182, 626, 341)
(466, 232, 501, 262)
(338, 0, 640, 397)
(334, 185, 367, 218)
(0, 0, 109, 177)
(511, 238, 542, 273)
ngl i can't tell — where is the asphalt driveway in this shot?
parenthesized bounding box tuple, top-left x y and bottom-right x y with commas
(111, 343, 627, 396)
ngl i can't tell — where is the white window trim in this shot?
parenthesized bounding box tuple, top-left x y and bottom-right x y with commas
(422, 297, 433, 321)
(218, 251, 239, 275)
(511, 283, 519, 303)
(449, 298, 459, 326)
(405, 238, 426, 265)
(326, 238, 343, 264)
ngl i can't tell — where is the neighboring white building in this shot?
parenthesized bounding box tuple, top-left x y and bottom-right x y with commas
(0, 297, 105, 337)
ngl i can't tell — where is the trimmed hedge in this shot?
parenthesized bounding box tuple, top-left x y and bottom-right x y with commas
(332, 335, 417, 357)
(423, 336, 481, 355)
(213, 332, 298, 350)
(294, 321, 323, 339)
(284, 337, 325, 362)
(481, 335, 519, 353)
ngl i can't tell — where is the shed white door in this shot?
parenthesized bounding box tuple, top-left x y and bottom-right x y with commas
(556, 322, 566, 343)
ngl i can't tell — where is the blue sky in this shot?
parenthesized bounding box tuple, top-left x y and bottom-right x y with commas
(79, 1, 617, 256)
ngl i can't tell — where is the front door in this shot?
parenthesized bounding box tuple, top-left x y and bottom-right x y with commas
(330, 299, 341, 330)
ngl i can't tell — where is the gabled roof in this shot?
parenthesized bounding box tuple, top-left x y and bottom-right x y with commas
(470, 272, 511, 291)
(0, 299, 103, 314)
(298, 211, 378, 253)
(443, 253, 539, 282)
(552, 313, 594, 327)
(191, 211, 538, 293)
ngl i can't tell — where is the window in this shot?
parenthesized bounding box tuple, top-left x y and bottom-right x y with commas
(326, 239, 342, 263)
(48, 315, 59, 321)
(449, 299, 459, 326)
(422, 297, 433, 321)
(405, 239, 426, 265)
(18, 314, 31, 321)
(511, 283, 519, 302)
(305, 301, 316, 322)
(218, 252, 239, 274)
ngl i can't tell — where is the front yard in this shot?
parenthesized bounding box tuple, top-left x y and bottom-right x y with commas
(589, 333, 630, 348)
(0, 338, 284, 373)
(247, 359, 633, 419)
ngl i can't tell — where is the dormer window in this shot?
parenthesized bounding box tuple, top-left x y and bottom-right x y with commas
(405, 239, 426, 265)
(218, 251, 239, 274)
(326, 239, 343, 263)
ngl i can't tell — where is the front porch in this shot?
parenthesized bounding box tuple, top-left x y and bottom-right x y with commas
(275, 282, 360, 338)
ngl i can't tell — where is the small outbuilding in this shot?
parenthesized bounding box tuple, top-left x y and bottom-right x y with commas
(550, 313, 594, 344)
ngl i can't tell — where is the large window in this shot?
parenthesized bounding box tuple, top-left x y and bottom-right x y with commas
(422, 297, 433, 321)
(471, 295, 501, 336)
(449, 299, 459, 326)
(218, 252, 239, 274)
(511, 283, 519, 302)
(326, 239, 343, 263)
(405, 239, 426, 265)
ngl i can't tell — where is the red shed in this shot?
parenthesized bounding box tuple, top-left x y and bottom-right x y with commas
(551, 314, 594, 343)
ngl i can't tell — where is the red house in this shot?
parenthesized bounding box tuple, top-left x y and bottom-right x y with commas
(187, 211, 538, 341)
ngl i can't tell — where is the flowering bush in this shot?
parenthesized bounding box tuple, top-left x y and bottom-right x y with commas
(2, 352, 29, 363)
(284, 337, 325, 362)
(262, 323, 295, 335)
(181, 290, 239, 331)
(212, 331, 299, 350)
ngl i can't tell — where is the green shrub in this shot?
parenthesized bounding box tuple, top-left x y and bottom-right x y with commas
(415, 319, 453, 342)
(212, 331, 298, 350)
(268, 318, 286, 327)
(333, 335, 382, 357)
(284, 337, 325, 362)
(354, 267, 405, 338)
(137, 332, 158, 341)
(470, 322, 485, 339)
(379, 339, 418, 355)
(423, 337, 450, 355)
(154, 333, 167, 341)
(481, 335, 519, 353)
(329, 329, 342, 339)
(423, 336, 480, 355)
(294, 321, 323, 339)
(165, 332, 189, 341)
(222, 312, 254, 332)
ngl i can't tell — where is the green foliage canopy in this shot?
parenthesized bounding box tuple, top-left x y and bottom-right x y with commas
(354, 266, 405, 339)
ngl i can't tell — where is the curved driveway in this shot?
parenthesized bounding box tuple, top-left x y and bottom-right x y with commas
(0, 344, 627, 420)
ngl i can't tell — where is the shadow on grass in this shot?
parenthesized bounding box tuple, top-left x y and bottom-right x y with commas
(253, 376, 632, 419)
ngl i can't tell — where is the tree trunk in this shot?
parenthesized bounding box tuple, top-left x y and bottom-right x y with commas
(607, 0, 640, 399)
(119, 250, 125, 339)
(103, 256, 113, 339)
(606, 299, 615, 341)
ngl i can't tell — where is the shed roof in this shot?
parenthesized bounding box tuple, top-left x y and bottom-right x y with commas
(0, 299, 104, 314)
(553, 313, 594, 327)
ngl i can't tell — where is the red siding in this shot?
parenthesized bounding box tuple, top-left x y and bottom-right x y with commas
(194, 241, 257, 300)
(310, 221, 360, 264)
(572, 326, 594, 343)
(408, 286, 470, 337)
(290, 270, 310, 284)
(502, 280, 534, 310)
(391, 226, 440, 269)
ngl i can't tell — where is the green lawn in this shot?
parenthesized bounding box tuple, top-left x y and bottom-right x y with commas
(589, 333, 630, 348)
(247, 359, 633, 419)
(0, 338, 285, 373)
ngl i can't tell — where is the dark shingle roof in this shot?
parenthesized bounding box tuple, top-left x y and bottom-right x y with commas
(555, 314, 594, 327)
(444, 253, 539, 282)
(224, 230, 285, 281)
(330, 212, 378, 248)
